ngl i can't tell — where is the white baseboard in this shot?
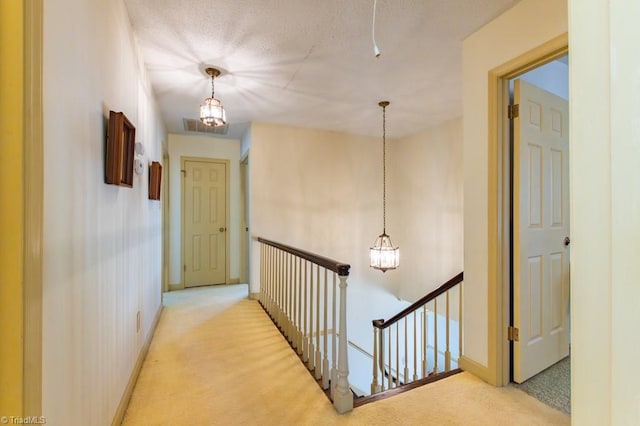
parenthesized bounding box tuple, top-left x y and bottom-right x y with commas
(458, 355, 491, 383)
(168, 282, 183, 291)
(111, 305, 163, 426)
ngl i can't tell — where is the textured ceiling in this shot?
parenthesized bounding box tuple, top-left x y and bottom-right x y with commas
(124, 0, 521, 139)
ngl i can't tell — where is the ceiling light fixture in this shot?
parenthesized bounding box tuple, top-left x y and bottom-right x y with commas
(370, 101, 399, 272)
(199, 67, 226, 127)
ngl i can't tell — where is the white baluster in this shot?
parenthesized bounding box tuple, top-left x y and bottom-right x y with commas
(278, 250, 287, 330)
(287, 253, 293, 341)
(290, 254, 296, 349)
(289, 255, 298, 349)
(371, 328, 379, 394)
(269, 246, 276, 321)
(278, 251, 282, 330)
(282, 252, 287, 336)
(403, 317, 409, 385)
(422, 305, 427, 378)
(259, 244, 264, 305)
(434, 298, 438, 374)
(315, 265, 321, 379)
(413, 311, 418, 381)
(331, 272, 337, 399)
(298, 257, 303, 354)
(395, 322, 399, 386)
(388, 326, 392, 389)
(459, 283, 463, 364)
(282, 251, 287, 336)
(280, 251, 287, 339)
(322, 268, 329, 389)
(273, 247, 277, 318)
(264, 246, 269, 314)
(333, 273, 353, 413)
(380, 328, 386, 392)
(267, 246, 273, 316)
(273, 249, 278, 323)
(308, 263, 315, 371)
(445, 291, 451, 371)
(259, 244, 263, 304)
(302, 261, 309, 363)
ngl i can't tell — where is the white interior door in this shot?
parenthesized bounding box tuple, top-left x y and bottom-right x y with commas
(183, 159, 227, 287)
(513, 79, 570, 383)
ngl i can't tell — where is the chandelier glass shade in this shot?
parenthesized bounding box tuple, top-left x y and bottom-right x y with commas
(199, 67, 226, 127)
(370, 232, 400, 272)
(370, 101, 399, 272)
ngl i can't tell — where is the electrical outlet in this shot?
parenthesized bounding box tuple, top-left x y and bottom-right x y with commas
(136, 311, 141, 333)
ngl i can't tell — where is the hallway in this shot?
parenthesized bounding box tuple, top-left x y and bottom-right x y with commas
(122, 285, 569, 425)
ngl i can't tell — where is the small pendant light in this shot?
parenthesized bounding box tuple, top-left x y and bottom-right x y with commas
(199, 67, 226, 127)
(370, 101, 399, 272)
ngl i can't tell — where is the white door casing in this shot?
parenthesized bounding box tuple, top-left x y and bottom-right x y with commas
(183, 159, 227, 287)
(513, 79, 570, 383)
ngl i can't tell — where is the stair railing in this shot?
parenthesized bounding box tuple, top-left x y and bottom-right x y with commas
(258, 237, 353, 413)
(371, 272, 464, 394)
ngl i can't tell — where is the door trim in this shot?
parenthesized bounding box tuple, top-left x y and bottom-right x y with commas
(239, 153, 249, 285)
(487, 33, 568, 386)
(162, 152, 170, 294)
(180, 156, 231, 288)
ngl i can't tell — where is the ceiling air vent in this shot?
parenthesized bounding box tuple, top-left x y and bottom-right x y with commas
(183, 118, 229, 135)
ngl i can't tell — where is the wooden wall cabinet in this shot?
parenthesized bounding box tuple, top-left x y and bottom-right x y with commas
(105, 111, 135, 187)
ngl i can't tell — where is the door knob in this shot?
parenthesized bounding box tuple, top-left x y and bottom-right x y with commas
(219, 227, 226, 232)
(564, 236, 571, 246)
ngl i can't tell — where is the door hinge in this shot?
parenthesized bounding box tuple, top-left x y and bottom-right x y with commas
(183, 264, 187, 272)
(508, 104, 519, 119)
(508, 326, 520, 342)
(181, 169, 186, 177)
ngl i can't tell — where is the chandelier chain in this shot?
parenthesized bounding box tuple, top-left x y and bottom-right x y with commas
(382, 104, 386, 234)
(210, 74, 215, 98)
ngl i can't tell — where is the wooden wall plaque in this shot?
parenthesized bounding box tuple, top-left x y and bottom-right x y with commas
(149, 161, 162, 200)
(105, 111, 135, 187)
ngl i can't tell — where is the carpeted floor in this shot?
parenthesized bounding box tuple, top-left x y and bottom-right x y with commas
(122, 284, 570, 426)
(512, 356, 571, 415)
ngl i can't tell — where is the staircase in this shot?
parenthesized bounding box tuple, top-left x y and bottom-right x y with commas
(257, 237, 463, 412)
(363, 272, 464, 405)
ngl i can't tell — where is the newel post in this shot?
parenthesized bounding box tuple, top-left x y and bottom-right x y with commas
(333, 267, 353, 413)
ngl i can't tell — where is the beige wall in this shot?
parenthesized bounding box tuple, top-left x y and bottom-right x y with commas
(390, 118, 463, 302)
(570, 0, 640, 423)
(42, 0, 166, 423)
(248, 122, 384, 290)
(0, 0, 24, 416)
(461, 0, 567, 369)
(167, 134, 242, 286)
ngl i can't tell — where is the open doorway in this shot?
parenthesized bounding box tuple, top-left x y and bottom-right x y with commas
(507, 55, 571, 414)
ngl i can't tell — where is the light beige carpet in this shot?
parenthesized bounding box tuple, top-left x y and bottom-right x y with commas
(122, 284, 569, 426)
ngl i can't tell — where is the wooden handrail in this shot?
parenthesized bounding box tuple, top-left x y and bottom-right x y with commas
(258, 237, 351, 276)
(372, 272, 463, 330)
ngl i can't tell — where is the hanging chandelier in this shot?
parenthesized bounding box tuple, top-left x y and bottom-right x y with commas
(199, 67, 226, 127)
(370, 101, 399, 272)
